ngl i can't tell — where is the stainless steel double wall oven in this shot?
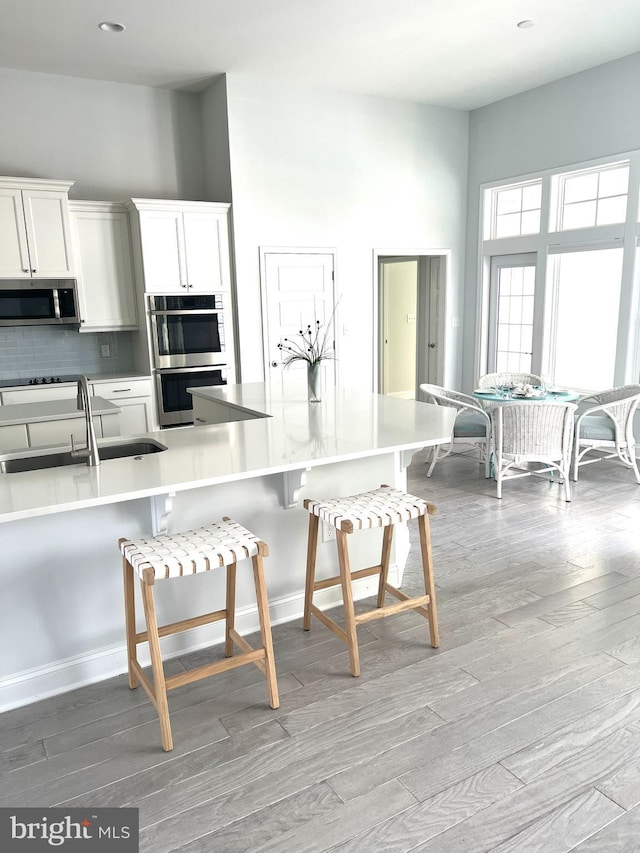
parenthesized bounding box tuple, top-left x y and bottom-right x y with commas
(149, 294, 229, 426)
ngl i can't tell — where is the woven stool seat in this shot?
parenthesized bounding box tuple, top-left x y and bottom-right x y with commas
(120, 519, 263, 581)
(305, 485, 432, 533)
(119, 516, 279, 751)
(303, 484, 438, 677)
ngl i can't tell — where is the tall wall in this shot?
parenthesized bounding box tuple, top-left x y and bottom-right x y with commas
(0, 66, 208, 376)
(0, 66, 206, 201)
(202, 74, 469, 388)
(464, 51, 640, 389)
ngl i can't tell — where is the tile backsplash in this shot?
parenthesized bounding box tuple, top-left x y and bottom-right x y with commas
(0, 326, 135, 382)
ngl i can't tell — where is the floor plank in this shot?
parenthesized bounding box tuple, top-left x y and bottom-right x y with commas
(1, 453, 639, 852)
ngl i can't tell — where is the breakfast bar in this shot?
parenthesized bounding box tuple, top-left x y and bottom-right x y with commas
(0, 381, 455, 710)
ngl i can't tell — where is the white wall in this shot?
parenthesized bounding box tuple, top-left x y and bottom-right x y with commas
(201, 76, 232, 203)
(0, 66, 206, 201)
(201, 74, 469, 389)
(464, 51, 640, 389)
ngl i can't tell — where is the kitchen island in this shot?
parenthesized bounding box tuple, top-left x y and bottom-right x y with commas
(0, 380, 455, 710)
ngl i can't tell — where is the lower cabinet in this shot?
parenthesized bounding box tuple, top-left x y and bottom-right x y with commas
(0, 376, 154, 451)
(90, 378, 155, 434)
(0, 424, 29, 452)
(28, 413, 119, 446)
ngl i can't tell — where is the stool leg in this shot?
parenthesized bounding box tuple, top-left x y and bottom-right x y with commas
(376, 525, 394, 609)
(122, 556, 138, 689)
(418, 514, 439, 649)
(336, 529, 360, 677)
(304, 514, 320, 631)
(225, 561, 237, 658)
(251, 554, 280, 709)
(140, 579, 174, 752)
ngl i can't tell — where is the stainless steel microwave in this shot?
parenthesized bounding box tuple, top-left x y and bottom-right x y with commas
(0, 280, 80, 326)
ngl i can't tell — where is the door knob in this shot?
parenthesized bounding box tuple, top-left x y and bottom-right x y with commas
(271, 361, 278, 367)
(428, 343, 436, 349)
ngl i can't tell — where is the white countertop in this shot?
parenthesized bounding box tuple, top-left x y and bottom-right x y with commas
(0, 397, 121, 426)
(0, 381, 455, 524)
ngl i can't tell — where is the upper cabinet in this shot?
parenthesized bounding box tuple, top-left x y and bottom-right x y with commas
(69, 201, 138, 331)
(0, 177, 75, 278)
(127, 199, 231, 293)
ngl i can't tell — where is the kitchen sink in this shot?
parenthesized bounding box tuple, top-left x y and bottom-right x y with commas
(0, 438, 168, 473)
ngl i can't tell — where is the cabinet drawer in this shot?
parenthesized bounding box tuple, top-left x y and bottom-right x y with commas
(0, 424, 29, 452)
(91, 379, 152, 399)
(2, 385, 77, 405)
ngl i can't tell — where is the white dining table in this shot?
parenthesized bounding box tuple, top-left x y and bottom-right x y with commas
(472, 386, 581, 403)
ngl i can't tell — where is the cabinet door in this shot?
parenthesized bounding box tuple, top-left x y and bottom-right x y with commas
(28, 416, 103, 447)
(183, 212, 227, 291)
(115, 399, 153, 435)
(0, 424, 29, 452)
(91, 378, 155, 434)
(71, 206, 138, 330)
(22, 190, 74, 277)
(138, 210, 187, 292)
(0, 188, 31, 277)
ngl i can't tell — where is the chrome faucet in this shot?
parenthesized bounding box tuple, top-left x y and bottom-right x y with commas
(71, 375, 101, 467)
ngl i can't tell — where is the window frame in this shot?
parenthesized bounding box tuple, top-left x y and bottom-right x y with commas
(476, 149, 640, 392)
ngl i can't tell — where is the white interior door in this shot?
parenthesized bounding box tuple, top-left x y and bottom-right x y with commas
(262, 250, 336, 381)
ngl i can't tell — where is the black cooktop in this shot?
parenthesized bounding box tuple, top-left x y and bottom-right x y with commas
(0, 375, 83, 389)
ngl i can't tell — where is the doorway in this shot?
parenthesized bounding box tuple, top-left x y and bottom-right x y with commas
(377, 252, 446, 397)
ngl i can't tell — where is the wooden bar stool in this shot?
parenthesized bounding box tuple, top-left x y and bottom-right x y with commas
(303, 484, 438, 677)
(119, 517, 279, 751)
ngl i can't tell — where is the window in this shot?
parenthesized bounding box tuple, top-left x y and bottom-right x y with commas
(554, 162, 629, 231)
(489, 257, 536, 373)
(486, 181, 542, 239)
(546, 248, 623, 390)
(480, 151, 640, 391)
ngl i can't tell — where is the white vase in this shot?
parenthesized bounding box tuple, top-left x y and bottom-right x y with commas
(307, 361, 321, 402)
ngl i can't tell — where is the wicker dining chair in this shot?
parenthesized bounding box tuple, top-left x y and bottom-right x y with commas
(477, 372, 543, 389)
(492, 401, 577, 500)
(572, 384, 640, 484)
(419, 383, 491, 477)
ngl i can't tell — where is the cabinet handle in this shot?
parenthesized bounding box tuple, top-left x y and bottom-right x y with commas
(22, 268, 29, 273)
(195, 417, 206, 423)
(31, 269, 37, 273)
(112, 388, 131, 393)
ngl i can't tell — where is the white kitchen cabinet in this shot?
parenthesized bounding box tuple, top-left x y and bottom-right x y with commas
(127, 199, 231, 293)
(90, 377, 155, 434)
(70, 201, 138, 331)
(0, 177, 75, 278)
(0, 424, 29, 452)
(1, 378, 154, 437)
(27, 414, 115, 447)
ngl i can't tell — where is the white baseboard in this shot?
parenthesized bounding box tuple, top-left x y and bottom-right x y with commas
(0, 568, 399, 713)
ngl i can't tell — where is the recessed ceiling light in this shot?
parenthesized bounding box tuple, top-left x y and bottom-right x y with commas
(517, 20, 535, 29)
(98, 21, 126, 33)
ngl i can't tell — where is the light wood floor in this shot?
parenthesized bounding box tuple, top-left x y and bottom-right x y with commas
(2, 453, 640, 852)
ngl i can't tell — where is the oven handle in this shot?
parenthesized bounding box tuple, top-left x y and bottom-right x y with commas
(155, 366, 228, 374)
(149, 309, 222, 316)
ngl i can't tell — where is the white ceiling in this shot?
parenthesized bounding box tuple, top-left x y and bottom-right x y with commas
(2, 0, 640, 110)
